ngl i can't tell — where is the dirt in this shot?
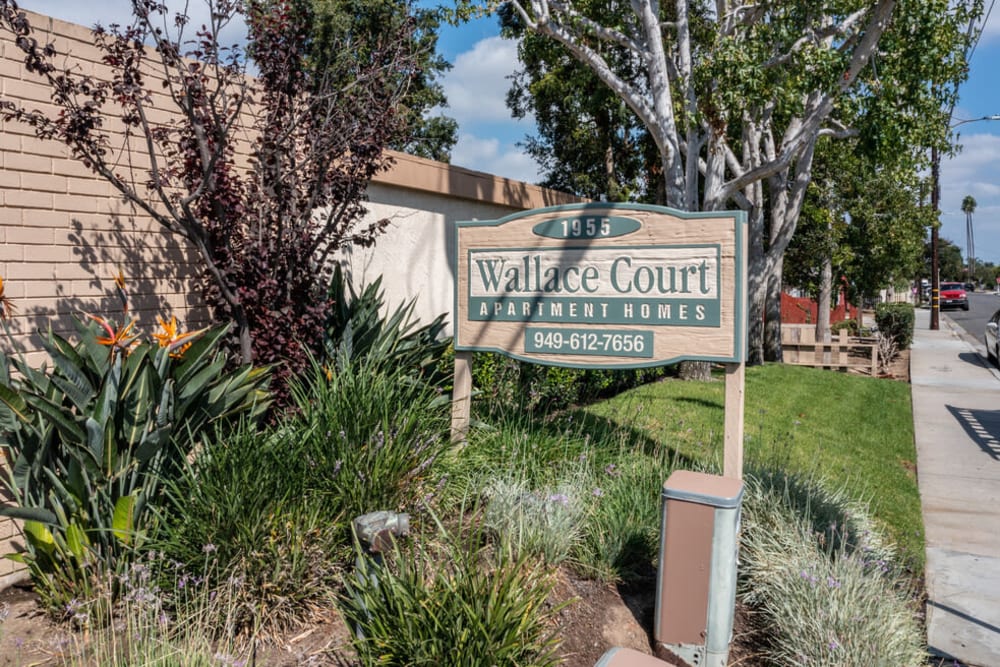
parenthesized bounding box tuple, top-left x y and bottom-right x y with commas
(0, 569, 772, 667)
(846, 347, 910, 382)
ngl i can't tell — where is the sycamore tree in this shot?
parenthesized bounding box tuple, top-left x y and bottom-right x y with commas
(0, 0, 420, 398)
(501, 2, 657, 201)
(483, 0, 981, 366)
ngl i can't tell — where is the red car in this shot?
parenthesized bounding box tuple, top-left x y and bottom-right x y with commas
(939, 282, 969, 311)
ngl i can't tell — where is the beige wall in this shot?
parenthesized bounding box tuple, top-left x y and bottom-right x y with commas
(0, 11, 579, 588)
(355, 153, 579, 333)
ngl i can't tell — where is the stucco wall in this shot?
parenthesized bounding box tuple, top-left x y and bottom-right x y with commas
(0, 10, 579, 588)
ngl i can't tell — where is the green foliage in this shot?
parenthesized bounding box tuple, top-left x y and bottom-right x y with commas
(324, 265, 449, 384)
(585, 363, 923, 567)
(500, 1, 657, 201)
(309, 0, 457, 161)
(62, 555, 250, 666)
(739, 470, 925, 666)
(153, 422, 339, 635)
(786, 137, 930, 302)
(469, 351, 665, 416)
(289, 356, 452, 520)
(443, 408, 668, 583)
(927, 237, 967, 282)
(339, 519, 564, 666)
(574, 457, 663, 582)
(875, 303, 915, 351)
(154, 353, 452, 634)
(0, 315, 269, 614)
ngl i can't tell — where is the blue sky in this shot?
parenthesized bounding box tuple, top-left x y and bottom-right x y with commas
(21, 2, 1000, 266)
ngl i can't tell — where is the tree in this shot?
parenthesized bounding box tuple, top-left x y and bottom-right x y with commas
(501, 3, 656, 202)
(787, 137, 931, 329)
(0, 0, 419, 398)
(310, 0, 458, 161)
(487, 0, 981, 366)
(927, 237, 965, 281)
(962, 194, 977, 281)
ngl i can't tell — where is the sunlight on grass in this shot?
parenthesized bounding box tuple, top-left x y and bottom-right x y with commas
(582, 363, 923, 568)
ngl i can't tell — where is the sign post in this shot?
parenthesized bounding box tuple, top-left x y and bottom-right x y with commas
(451, 203, 747, 478)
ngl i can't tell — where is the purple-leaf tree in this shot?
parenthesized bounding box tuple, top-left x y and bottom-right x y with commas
(0, 0, 416, 398)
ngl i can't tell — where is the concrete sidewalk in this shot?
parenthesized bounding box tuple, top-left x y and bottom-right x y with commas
(912, 307, 1000, 666)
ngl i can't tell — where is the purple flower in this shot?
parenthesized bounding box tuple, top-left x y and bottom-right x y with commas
(202, 543, 217, 554)
(549, 493, 570, 506)
(592, 487, 604, 497)
(829, 639, 840, 650)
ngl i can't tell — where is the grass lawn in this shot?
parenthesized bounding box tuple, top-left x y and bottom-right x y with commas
(579, 363, 923, 569)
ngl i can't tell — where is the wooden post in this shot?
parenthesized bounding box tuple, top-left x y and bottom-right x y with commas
(723, 362, 745, 479)
(451, 350, 473, 444)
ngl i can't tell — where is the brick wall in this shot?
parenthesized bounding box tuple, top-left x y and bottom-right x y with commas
(1, 11, 209, 367)
(780, 290, 859, 325)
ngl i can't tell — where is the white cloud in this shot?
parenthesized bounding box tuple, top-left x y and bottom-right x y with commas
(450, 133, 541, 183)
(26, 1, 247, 46)
(443, 35, 526, 125)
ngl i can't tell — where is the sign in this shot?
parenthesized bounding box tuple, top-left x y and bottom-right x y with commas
(454, 203, 746, 368)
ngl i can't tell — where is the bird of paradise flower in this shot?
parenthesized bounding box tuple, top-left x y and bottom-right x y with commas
(153, 315, 205, 358)
(0, 276, 15, 321)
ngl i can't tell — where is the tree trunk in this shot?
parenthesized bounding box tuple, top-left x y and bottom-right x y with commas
(816, 255, 832, 344)
(763, 257, 783, 362)
(677, 359, 712, 381)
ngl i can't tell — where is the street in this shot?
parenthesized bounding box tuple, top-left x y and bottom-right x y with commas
(945, 291, 1000, 347)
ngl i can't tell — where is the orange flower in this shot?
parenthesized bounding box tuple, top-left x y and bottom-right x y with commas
(153, 315, 202, 358)
(113, 269, 129, 313)
(86, 314, 138, 352)
(0, 276, 16, 321)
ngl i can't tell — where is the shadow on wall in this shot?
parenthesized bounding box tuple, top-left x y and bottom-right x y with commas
(14, 215, 210, 354)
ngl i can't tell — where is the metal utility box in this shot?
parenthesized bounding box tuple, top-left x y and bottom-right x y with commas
(654, 470, 744, 667)
(594, 647, 671, 667)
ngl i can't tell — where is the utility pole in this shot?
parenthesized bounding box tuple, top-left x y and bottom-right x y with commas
(931, 146, 940, 330)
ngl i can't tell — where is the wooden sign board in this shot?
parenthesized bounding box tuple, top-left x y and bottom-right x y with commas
(454, 204, 746, 367)
(451, 203, 748, 478)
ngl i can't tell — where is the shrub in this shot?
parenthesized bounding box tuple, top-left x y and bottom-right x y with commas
(153, 422, 339, 635)
(62, 553, 249, 666)
(874, 303, 915, 350)
(324, 265, 450, 385)
(289, 356, 453, 523)
(469, 351, 666, 415)
(154, 353, 453, 635)
(573, 458, 665, 582)
(0, 298, 269, 614)
(739, 469, 925, 666)
(481, 475, 586, 566)
(339, 519, 564, 666)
